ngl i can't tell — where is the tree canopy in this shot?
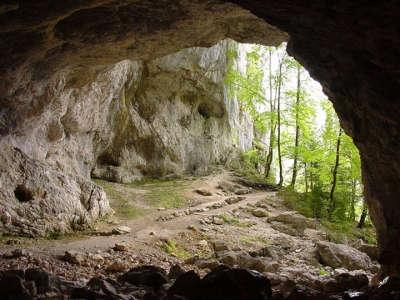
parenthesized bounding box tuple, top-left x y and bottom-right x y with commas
(225, 42, 371, 235)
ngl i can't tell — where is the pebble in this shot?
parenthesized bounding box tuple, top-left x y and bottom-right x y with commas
(113, 243, 129, 252)
(112, 226, 131, 235)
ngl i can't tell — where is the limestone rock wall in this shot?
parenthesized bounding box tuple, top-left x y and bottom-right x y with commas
(0, 40, 253, 236)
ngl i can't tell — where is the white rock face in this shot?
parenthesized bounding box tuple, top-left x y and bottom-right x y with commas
(0, 40, 253, 236)
(317, 241, 373, 271)
(0, 145, 110, 237)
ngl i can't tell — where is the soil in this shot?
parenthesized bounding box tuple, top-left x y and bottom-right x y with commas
(0, 171, 378, 289)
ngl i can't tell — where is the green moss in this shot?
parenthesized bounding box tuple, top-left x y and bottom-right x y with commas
(318, 267, 329, 276)
(239, 235, 268, 246)
(321, 220, 376, 245)
(279, 189, 314, 218)
(95, 177, 191, 218)
(94, 179, 146, 219)
(219, 214, 253, 228)
(279, 188, 377, 245)
(162, 239, 190, 259)
(130, 179, 190, 209)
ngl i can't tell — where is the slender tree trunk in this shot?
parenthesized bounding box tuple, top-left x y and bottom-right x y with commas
(357, 200, 368, 228)
(304, 162, 308, 193)
(290, 64, 301, 188)
(277, 58, 284, 187)
(349, 179, 356, 221)
(265, 48, 275, 178)
(328, 128, 343, 219)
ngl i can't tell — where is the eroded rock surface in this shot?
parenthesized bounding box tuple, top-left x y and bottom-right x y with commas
(317, 241, 373, 271)
(0, 146, 110, 237)
(0, 39, 254, 236)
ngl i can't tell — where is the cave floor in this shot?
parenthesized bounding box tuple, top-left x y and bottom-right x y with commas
(0, 171, 378, 291)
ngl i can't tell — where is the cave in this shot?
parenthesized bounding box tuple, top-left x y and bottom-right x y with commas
(14, 185, 33, 203)
(0, 1, 399, 299)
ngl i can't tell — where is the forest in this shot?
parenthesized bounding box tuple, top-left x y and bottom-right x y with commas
(225, 42, 373, 239)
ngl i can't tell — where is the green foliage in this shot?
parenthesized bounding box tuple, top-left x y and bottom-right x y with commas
(322, 220, 376, 245)
(131, 179, 190, 209)
(219, 213, 253, 228)
(318, 267, 329, 276)
(162, 239, 190, 259)
(240, 235, 269, 246)
(226, 41, 374, 242)
(95, 179, 146, 219)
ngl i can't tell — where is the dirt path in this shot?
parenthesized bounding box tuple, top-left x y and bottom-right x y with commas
(39, 172, 277, 254)
(0, 171, 378, 288)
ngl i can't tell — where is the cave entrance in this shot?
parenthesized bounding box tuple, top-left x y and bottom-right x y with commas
(1, 1, 397, 298)
(88, 39, 377, 294)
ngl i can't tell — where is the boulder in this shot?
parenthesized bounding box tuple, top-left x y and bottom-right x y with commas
(63, 251, 86, 265)
(112, 226, 131, 235)
(201, 266, 272, 300)
(234, 188, 251, 195)
(271, 222, 301, 237)
(168, 264, 186, 280)
(323, 271, 369, 293)
(195, 259, 220, 270)
(358, 243, 379, 261)
(252, 209, 268, 218)
(286, 285, 328, 300)
(85, 277, 120, 298)
(119, 265, 168, 289)
(170, 265, 272, 300)
(212, 216, 224, 225)
(25, 268, 59, 295)
(218, 251, 238, 267)
(168, 270, 202, 299)
(218, 181, 238, 193)
(0, 273, 31, 300)
(368, 277, 400, 300)
(106, 260, 128, 273)
(211, 240, 229, 253)
(317, 241, 372, 271)
(113, 243, 129, 252)
(269, 212, 316, 231)
(195, 188, 213, 196)
(225, 196, 245, 205)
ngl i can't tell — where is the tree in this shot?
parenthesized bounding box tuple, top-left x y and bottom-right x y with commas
(226, 41, 369, 235)
(290, 62, 301, 188)
(357, 200, 368, 228)
(265, 47, 276, 179)
(276, 52, 286, 187)
(328, 128, 342, 220)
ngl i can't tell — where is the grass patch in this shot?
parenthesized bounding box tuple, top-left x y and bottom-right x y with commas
(318, 267, 329, 276)
(131, 179, 190, 209)
(161, 239, 190, 259)
(240, 235, 268, 246)
(219, 214, 253, 228)
(321, 220, 376, 245)
(95, 177, 191, 218)
(279, 189, 314, 218)
(278, 188, 377, 245)
(94, 179, 145, 219)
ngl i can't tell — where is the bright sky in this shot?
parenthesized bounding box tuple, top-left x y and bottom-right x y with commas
(236, 42, 328, 131)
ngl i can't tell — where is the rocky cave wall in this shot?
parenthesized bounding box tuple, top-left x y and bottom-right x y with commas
(0, 38, 255, 237)
(1, 0, 399, 276)
(0, 0, 286, 238)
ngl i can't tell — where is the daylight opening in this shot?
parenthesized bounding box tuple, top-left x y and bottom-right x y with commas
(88, 40, 377, 296)
(0, 39, 379, 299)
(226, 41, 373, 231)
